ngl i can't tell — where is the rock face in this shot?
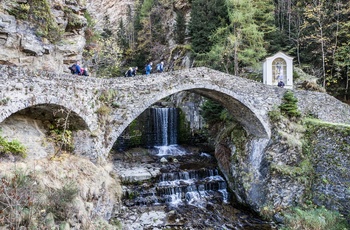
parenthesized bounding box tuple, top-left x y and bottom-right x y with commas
(213, 113, 350, 221)
(0, 0, 192, 76)
(86, 0, 136, 33)
(307, 124, 350, 217)
(0, 1, 88, 73)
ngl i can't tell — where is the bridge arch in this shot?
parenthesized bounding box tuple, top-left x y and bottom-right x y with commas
(107, 83, 271, 153)
(0, 103, 89, 131)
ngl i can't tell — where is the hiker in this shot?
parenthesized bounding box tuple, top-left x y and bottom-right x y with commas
(145, 62, 153, 75)
(277, 75, 284, 88)
(125, 67, 138, 77)
(131, 66, 138, 76)
(75, 61, 81, 74)
(69, 61, 89, 76)
(156, 61, 164, 73)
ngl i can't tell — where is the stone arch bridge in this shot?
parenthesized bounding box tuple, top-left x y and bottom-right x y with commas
(0, 64, 349, 159)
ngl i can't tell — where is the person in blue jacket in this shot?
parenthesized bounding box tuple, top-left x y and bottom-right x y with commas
(145, 62, 153, 75)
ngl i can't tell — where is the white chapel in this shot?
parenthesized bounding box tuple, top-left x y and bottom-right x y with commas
(263, 52, 294, 89)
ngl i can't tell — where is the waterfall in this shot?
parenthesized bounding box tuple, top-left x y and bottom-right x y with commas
(156, 168, 230, 207)
(152, 108, 178, 146)
(150, 108, 186, 156)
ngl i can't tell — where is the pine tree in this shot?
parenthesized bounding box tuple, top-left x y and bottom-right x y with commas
(175, 11, 186, 44)
(206, 0, 272, 75)
(279, 90, 301, 118)
(189, 0, 228, 54)
(116, 19, 129, 50)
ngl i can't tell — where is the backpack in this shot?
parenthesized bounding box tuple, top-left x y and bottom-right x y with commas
(125, 68, 132, 77)
(69, 64, 76, 74)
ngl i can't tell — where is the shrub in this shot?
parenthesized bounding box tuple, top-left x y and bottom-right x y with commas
(200, 99, 225, 125)
(282, 207, 349, 230)
(0, 135, 27, 158)
(279, 90, 301, 118)
(48, 128, 74, 152)
(0, 170, 37, 228)
(96, 105, 112, 116)
(0, 169, 80, 228)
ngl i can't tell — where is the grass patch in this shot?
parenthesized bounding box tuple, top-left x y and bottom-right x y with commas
(304, 118, 350, 129)
(0, 135, 27, 158)
(281, 207, 349, 230)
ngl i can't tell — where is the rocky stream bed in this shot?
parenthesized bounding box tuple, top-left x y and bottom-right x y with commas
(111, 146, 276, 230)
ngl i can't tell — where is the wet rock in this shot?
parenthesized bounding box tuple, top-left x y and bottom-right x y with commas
(160, 157, 168, 163)
(273, 213, 285, 224)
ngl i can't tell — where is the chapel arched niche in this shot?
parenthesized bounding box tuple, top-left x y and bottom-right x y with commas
(272, 58, 287, 85)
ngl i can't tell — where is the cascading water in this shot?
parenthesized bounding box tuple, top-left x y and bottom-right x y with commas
(157, 167, 229, 207)
(152, 108, 178, 146)
(150, 108, 185, 156)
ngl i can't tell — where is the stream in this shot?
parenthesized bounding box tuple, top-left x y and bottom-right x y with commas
(111, 108, 276, 229)
(112, 146, 276, 230)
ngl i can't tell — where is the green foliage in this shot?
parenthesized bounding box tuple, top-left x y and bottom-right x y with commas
(268, 106, 283, 122)
(64, 8, 86, 32)
(189, 0, 272, 75)
(200, 99, 225, 125)
(29, 0, 63, 43)
(116, 19, 129, 50)
(270, 159, 314, 183)
(175, 11, 187, 44)
(178, 109, 191, 144)
(49, 128, 74, 152)
(189, 0, 228, 54)
(281, 207, 349, 230)
(93, 34, 123, 78)
(48, 121, 74, 153)
(0, 97, 10, 106)
(126, 120, 143, 147)
(279, 90, 301, 118)
(10, 0, 64, 43)
(6, 2, 30, 20)
(0, 135, 27, 158)
(140, 0, 154, 18)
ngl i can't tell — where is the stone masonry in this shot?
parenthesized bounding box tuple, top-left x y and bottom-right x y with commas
(1, 64, 350, 159)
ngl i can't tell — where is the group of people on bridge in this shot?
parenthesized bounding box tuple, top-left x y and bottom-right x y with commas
(69, 60, 165, 78)
(125, 61, 164, 77)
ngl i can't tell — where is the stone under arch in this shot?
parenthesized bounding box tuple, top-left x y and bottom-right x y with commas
(0, 104, 89, 159)
(14, 103, 89, 131)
